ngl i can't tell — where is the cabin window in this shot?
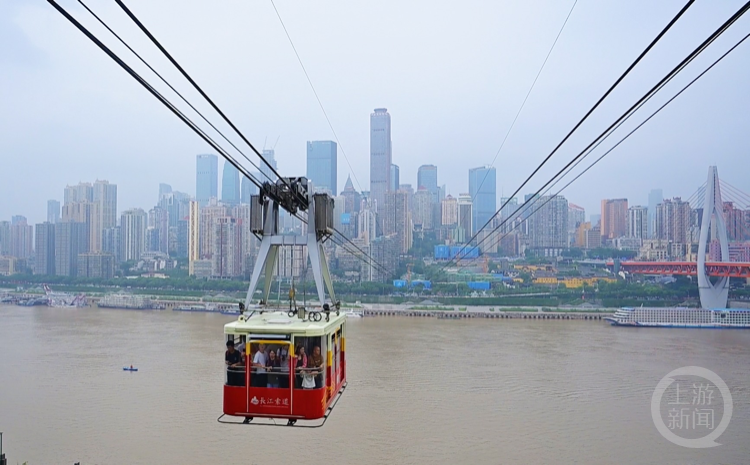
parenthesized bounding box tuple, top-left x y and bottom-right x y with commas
(293, 336, 326, 389)
(248, 342, 291, 389)
(225, 335, 246, 387)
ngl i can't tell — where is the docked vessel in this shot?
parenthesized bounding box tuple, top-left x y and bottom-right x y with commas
(605, 307, 750, 328)
(98, 294, 164, 310)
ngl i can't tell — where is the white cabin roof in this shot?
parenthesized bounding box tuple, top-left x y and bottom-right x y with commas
(224, 310, 346, 337)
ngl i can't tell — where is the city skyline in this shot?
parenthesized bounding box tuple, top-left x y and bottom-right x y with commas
(3, 2, 750, 226)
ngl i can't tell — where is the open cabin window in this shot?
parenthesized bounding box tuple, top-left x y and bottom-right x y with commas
(293, 336, 326, 390)
(225, 334, 246, 387)
(248, 341, 291, 389)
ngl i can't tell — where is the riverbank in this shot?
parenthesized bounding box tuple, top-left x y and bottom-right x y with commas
(360, 303, 610, 320)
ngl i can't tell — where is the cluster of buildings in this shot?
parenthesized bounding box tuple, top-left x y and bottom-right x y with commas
(2, 108, 748, 282)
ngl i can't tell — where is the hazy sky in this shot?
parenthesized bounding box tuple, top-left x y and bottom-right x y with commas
(2, 0, 749, 225)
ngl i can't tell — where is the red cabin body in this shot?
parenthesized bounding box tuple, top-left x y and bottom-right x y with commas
(221, 311, 347, 426)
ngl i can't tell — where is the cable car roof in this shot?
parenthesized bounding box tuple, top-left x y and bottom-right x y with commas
(224, 311, 346, 337)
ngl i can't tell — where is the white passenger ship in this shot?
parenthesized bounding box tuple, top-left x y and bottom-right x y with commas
(605, 307, 750, 328)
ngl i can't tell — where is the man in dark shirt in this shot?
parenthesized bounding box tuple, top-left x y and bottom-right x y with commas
(225, 340, 243, 386)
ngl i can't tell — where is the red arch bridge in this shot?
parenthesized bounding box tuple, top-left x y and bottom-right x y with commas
(607, 261, 750, 278)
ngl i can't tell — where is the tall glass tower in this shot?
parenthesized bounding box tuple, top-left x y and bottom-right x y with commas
(221, 161, 241, 206)
(370, 108, 391, 211)
(468, 166, 497, 235)
(417, 164, 438, 202)
(306, 141, 338, 194)
(196, 154, 218, 206)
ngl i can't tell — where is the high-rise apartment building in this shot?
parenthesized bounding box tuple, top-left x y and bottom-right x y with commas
(93, 180, 117, 230)
(221, 161, 241, 206)
(306, 141, 338, 195)
(34, 222, 55, 275)
(468, 166, 496, 235)
(120, 208, 147, 262)
(457, 193, 473, 242)
(528, 195, 568, 250)
(77, 253, 114, 279)
(64, 182, 93, 204)
(0, 221, 10, 256)
(628, 206, 648, 239)
(199, 203, 227, 259)
(55, 221, 86, 276)
(370, 108, 392, 211)
(656, 198, 691, 244)
(723, 202, 745, 241)
(10, 217, 33, 259)
(648, 188, 663, 239)
(441, 195, 458, 226)
(601, 198, 628, 239)
(47, 200, 60, 224)
(568, 203, 586, 247)
(102, 226, 121, 264)
(212, 217, 243, 278)
(62, 201, 98, 253)
(196, 154, 218, 206)
(188, 200, 199, 275)
(413, 188, 433, 230)
(383, 190, 412, 254)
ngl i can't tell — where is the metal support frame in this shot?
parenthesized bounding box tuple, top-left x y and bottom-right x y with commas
(244, 180, 336, 309)
(697, 166, 729, 309)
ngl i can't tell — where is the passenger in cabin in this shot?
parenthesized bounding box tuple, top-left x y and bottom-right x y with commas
(308, 346, 324, 389)
(266, 350, 281, 388)
(225, 341, 242, 367)
(252, 343, 268, 387)
(279, 348, 290, 388)
(295, 346, 308, 388)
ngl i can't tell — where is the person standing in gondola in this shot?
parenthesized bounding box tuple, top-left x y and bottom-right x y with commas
(266, 350, 281, 388)
(252, 343, 268, 387)
(308, 345, 324, 389)
(295, 345, 308, 388)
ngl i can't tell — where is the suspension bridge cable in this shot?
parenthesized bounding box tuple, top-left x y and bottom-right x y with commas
(463, 0, 578, 228)
(447, 0, 748, 267)
(459, 32, 750, 263)
(449, 0, 696, 264)
(269, 0, 365, 195)
(77, 0, 274, 188)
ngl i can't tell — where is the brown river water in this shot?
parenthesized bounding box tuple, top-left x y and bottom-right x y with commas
(1, 305, 749, 464)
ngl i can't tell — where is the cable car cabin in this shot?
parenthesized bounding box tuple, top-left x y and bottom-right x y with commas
(219, 309, 347, 427)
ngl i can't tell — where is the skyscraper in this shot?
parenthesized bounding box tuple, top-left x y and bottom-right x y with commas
(413, 187, 433, 230)
(120, 208, 147, 262)
(261, 149, 278, 183)
(383, 190, 412, 254)
(93, 180, 117, 250)
(196, 154, 218, 206)
(34, 222, 55, 275)
(601, 198, 628, 239)
(528, 195, 568, 250)
(390, 164, 400, 192)
(212, 217, 243, 278)
(340, 175, 361, 213)
(10, 217, 33, 259)
(0, 221, 10, 256)
(656, 198, 691, 244)
(241, 173, 260, 204)
(221, 161, 241, 206)
(628, 206, 648, 239)
(417, 164, 439, 202)
(468, 166, 496, 235)
(370, 108, 392, 211)
(457, 193, 473, 242)
(188, 200, 199, 275)
(64, 182, 93, 204)
(306, 141, 338, 194)
(648, 188, 663, 239)
(47, 200, 60, 224)
(55, 221, 86, 276)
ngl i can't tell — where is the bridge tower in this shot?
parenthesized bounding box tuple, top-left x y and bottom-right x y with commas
(697, 166, 729, 309)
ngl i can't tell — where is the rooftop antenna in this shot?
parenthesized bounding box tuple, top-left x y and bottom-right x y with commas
(273, 135, 280, 150)
(263, 136, 268, 151)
